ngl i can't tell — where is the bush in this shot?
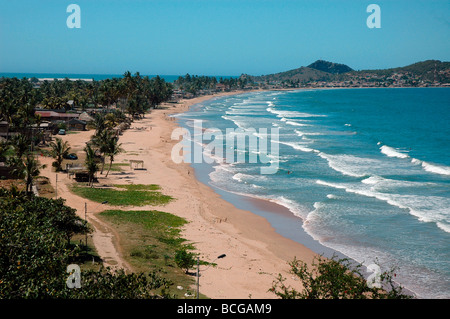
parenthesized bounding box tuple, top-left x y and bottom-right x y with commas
(270, 255, 412, 299)
(0, 189, 173, 299)
(174, 247, 196, 274)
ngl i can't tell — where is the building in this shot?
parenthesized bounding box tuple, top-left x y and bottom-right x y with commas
(78, 112, 94, 123)
(67, 118, 87, 131)
(34, 110, 80, 122)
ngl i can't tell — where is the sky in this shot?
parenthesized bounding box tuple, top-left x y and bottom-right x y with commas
(0, 0, 449, 76)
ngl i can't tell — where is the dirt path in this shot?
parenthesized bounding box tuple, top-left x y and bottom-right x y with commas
(38, 137, 132, 273)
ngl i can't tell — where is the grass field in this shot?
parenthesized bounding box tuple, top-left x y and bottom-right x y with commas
(70, 183, 203, 297)
(71, 184, 173, 206)
(99, 209, 198, 298)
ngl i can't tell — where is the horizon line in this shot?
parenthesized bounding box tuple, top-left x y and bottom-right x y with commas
(1, 58, 448, 80)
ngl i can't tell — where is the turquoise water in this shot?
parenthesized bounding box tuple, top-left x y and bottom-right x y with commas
(0, 72, 180, 82)
(175, 88, 450, 299)
(0, 72, 238, 83)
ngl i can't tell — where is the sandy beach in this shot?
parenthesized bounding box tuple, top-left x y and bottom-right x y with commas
(40, 91, 318, 299)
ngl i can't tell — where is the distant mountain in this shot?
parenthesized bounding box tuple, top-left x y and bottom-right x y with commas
(243, 59, 450, 86)
(307, 60, 353, 74)
(245, 60, 352, 83)
(246, 66, 331, 83)
(354, 60, 450, 82)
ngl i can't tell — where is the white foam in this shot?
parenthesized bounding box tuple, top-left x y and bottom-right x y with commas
(294, 129, 323, 137)
(361, 175, 385, 185)
(316, 179, 450, 234)
(362, 175, 437, 190)
(436, 222, 450, 233)
(225, 110, 261, 116)
(380, 145, 409, 159)
(267, 196, 306, 219)
(379, 144, 450, 177)
(232, 173, 244, 182)
(285, 120, 310, 127)
(266, 107, 325, 118)
(318, 152, 377, 178)
(277, 141, 317, 153)
(221, 115, 246, 129)
(412, 158, 450, 176)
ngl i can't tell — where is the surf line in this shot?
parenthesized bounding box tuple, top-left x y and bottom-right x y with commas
(171, 119, 280, 175)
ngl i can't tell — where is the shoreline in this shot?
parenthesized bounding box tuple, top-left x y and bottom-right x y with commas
(171, 89, 420, 298)
(187, 152, 339, 259)
(110, 90, 320, 298)
(39, 87, 417, 298)
(35, 88, 422, 298)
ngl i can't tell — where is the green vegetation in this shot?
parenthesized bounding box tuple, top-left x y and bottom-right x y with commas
(103, 134, 124, 177)
(10, 154, 47, 195)
(174, 74, 247, 95)
(71, 184, 173, 206)
(1, 72, 173, 115)
(0, 189, 173, 299)
(49, 137, 71, 171)
(1, 132, 46, 195)
(99, 209, 196, 297)
(308, 60, 353, 74)
(246, 59, 450, 88)
(100, 209, 188, 255)
(83, 143, 99, 187)
(174, 246, 197, 274)
(270, 255, 412, 299)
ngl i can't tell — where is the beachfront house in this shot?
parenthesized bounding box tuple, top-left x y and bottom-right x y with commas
(67, 118, 87, 131)
(78, 111, 94, 123)
(216, 83, 226, 92)
(34, 110, 80, 123)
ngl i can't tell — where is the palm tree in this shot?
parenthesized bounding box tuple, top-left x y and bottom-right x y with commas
(49, 137, 71, 171)
(104, 134, 123, 177)
(104, 113, 119, 129)
(9, 134, 30, 161)
(84, 144, 98, 187)
(11, 154, 46, 195)
(92, 113, 107, 135)
(91, 129, 111, 174)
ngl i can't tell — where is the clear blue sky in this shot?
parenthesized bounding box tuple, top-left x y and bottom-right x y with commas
(0, 0, 449, 76)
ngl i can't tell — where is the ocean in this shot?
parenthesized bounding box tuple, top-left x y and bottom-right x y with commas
(0, 72, 181, 82)
(174, 88, 450, 299)
(0, 72, 237, 83)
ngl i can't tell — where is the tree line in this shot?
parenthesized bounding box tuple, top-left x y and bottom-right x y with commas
(0, 72, 174, 131)
(173, 74, 250, 95)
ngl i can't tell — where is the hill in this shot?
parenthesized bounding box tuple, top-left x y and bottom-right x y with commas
(307, 60, 353, 74)
(353, 60, 450, 82)
(245, 60, 353, 84)
(247, 66, 331, 83)
(243, 59, 450, 87)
